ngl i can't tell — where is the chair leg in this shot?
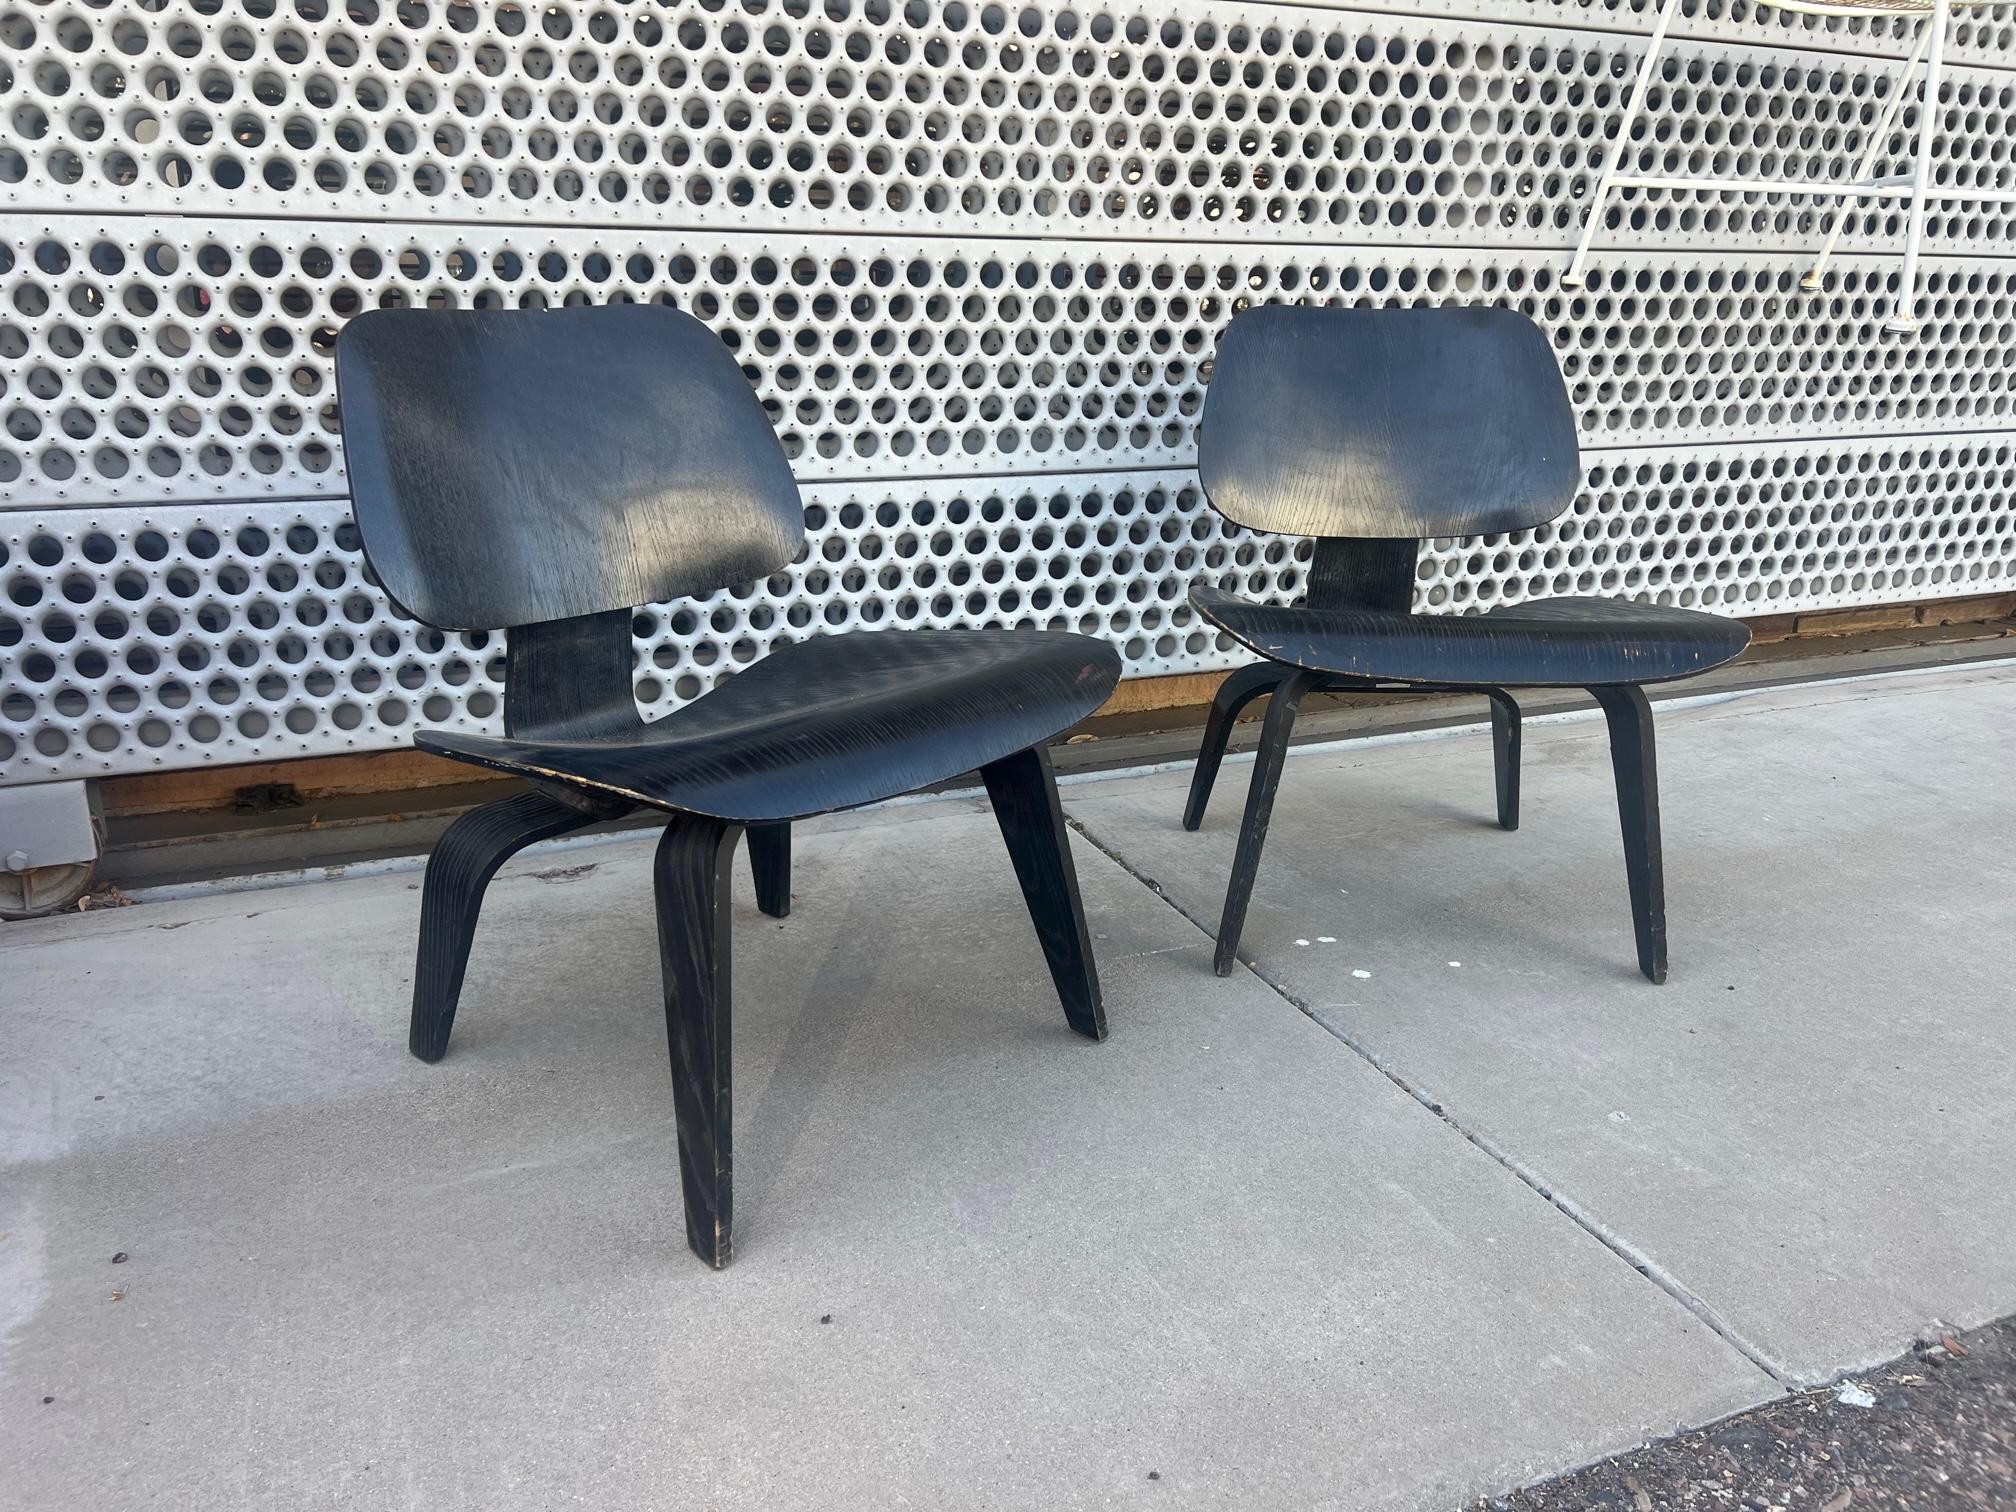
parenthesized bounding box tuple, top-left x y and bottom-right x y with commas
(1486, 689, 1521, 832)
(1884, 0, 1951, 336)
(1564, 0, 1681, 290)
(1214, 668, 1325, 977)
(748, 821, 791, 918)
(1589, 685, 1667, 985)
(980, 743, 1107, 1041)
(654, 815, 744, 1268)
(1803, 19, 1933, 292)
(1183, 662, 1290, 831)
(410, 789, 604, 1063)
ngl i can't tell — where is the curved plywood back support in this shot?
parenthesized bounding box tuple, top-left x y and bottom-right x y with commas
(336, 304, 806, 631)
(1197, 305, 1581, 541)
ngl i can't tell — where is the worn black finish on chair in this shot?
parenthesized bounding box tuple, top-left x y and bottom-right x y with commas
(1185, 306, 1749, 982)
(336, 304, 1119, 1267)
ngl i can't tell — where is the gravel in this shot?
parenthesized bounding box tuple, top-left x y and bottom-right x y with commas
(1475, 1315, 2016, 1510)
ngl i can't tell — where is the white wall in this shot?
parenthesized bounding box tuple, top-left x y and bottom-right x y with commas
(2, 0, 2013, 781)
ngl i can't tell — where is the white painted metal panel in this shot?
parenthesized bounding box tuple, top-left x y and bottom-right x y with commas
(6, 432, 2011, 779)
(1, 0, 2012, 786)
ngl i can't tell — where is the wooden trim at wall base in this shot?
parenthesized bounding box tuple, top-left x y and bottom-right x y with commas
(94, 592, 2016, 819)
(1091, 669, 1230, 716)
(101, 748, 505, 819)
(1745, 592, 2016, 644)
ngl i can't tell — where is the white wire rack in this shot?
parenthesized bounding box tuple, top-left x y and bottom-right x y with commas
(1564, 0, 2015, 331)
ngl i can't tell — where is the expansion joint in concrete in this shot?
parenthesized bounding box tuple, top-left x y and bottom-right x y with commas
(1062, 807, 1797, 1392)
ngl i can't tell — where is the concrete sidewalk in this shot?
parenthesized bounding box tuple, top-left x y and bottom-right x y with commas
(3, 659, 2011, 1510)
(1066, 658, 2016, 1387)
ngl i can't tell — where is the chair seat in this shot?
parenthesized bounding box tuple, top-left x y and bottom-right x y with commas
(419, 629, 1121, 822)
(1191, 586, 1749, 688)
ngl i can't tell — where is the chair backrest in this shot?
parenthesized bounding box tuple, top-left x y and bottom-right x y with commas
(1197, 305, 1580, 541)
(336, 304, 805, 631)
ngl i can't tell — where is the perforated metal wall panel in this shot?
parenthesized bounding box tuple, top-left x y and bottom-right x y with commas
(3, 0, 2014, 784)
(5, 0, 2015, 249)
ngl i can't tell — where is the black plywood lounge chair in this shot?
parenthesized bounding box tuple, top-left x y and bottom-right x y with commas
(336, 305, 1120, 1267)
(1185, 305, 1750, 983)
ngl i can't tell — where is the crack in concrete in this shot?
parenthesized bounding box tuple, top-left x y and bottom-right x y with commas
(1062, 803, 1797, 1393)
